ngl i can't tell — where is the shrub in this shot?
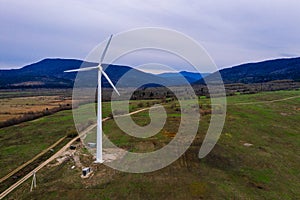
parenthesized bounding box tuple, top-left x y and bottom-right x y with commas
(137, 102, 144, 108)
(66, 128, 78, 138)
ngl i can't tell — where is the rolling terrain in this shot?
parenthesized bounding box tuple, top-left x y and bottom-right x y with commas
(0, 56, 300, 199)
(0, 90, 299, 199)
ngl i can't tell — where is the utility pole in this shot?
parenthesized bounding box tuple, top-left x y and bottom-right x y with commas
(30, 171, 37, 192)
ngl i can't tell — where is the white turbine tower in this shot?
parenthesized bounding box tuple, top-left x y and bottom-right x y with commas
(65, 34, 120, 163)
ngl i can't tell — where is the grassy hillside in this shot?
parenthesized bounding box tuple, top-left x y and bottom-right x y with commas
(3, 90, 300, 199)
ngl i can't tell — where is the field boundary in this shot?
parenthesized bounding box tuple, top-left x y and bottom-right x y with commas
(0, 105, 72, 129)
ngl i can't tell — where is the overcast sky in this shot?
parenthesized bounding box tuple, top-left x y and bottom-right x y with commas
(1, 0, 300, 73)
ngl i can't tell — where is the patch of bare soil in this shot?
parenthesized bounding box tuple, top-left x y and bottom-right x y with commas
(48, 143, 127, 181)
(102, 148, 127, 163)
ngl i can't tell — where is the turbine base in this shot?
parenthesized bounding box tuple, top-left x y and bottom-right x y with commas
(94, 159, 104, 164)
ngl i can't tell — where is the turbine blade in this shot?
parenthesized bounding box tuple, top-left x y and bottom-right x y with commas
(100, 34, 113, 64)
(101, 69, 120, 96)
(64, 66, 99, 73)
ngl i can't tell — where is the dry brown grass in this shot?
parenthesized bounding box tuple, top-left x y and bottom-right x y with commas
(0, 96, 72, 122)
(0, 114, 22, 121)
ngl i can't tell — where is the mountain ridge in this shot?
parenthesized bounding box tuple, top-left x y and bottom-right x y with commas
(196, 57, 300, 84)
(1, 57, 299, 88)
(0, 59, 200, 88)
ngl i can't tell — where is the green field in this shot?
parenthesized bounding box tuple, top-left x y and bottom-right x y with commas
(2, 90, 300, 199)
(0, 110, 74, 179)
(0, 99, 159, 179)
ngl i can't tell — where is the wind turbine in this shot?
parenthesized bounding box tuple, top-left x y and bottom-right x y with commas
(65, 34, 120, 163)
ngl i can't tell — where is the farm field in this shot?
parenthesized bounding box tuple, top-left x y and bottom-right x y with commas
(1, 90, 300, 199)
(0, 96, 72, 122)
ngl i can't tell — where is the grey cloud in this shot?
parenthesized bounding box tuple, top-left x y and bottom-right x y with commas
(0, 0, 300, 71)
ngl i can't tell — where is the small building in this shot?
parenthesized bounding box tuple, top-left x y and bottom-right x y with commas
(82, 167, 91, 176)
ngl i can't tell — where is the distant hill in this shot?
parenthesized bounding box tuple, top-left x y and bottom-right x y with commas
(157, 71, 210, 84)
(1, 57, 299, 89)
(0, 59, 146, 88)
(197, 57, 300, 84)
(0, 59, 84, 88)
(0, 58, 195, 88)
